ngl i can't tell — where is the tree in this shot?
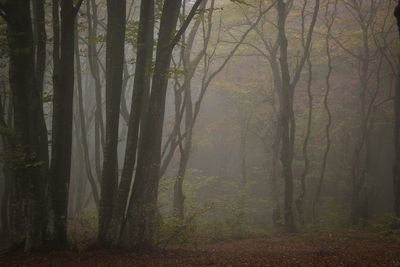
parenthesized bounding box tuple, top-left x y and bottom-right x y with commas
(49, 0, 83, 249)
(394, 0, 400, 217)
(121, 0, 203, 249)
(33, 0, 46, 96)
(332, 0, 381, 224)
(98, 0, 127, 245)
(313, 0, 336, 221)
(74, 19, 100, 209)
(276, 0, 319, 232)
(240, 0, 283, 226)
(106, 0, 155, 247)
(86, 0, 105, 181)
(165, 0, 276, 222)
(0, 0, 49, 252)
(171, 0, 210, 220)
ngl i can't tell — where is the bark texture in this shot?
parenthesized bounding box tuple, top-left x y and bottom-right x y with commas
(122, 0, 183, 249)
(107, 0, 154, 247)
(49, 0, 82, 249)
(1, 0, 49, 251)
(98, 0, 126, 244)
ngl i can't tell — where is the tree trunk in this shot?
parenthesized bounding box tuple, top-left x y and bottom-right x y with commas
(98, 0, 126, 245)
(237, 116, 249, 222)
(393, 0, 400, 218)
(173, 128, 191, 220)
(106, 0, 154, 247)
(276, 0, 319, 232)
(394, 70, 400, 217)
(49, 0, 80, 249)
(296, 56, 312, 226)
(0, 94, 14, 236)
(270, 112, 281, 227)
(1, 0, 49, 251)
(86, 0, 105, 180)
(264, 34, 281, 228)
(32, 0, 46, 96)
(277, 0, 296, 232)
(121, 0, 183, 250)
(74, 21, 100, 208)
(172, 5, 204, 219)
(313, 1, 335, 221)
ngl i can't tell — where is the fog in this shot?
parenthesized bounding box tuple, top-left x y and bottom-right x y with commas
(0, 0, 399, 261)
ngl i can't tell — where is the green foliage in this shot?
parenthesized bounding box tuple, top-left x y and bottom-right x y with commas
(68, 207, 98, 251)
(169, 67, 189, 78)
(310, 206, 348, 232)
(229, 0, 254, 8)
(158, 168, 270, 244)
(0, 143, 45, 170)
(87, 34, 106, 45)
(369, 215, 400, 242)
(157, 207, 208, 246)
(42, 92, 53, 103)
(125, 20, 139, 47)
(0, 125, 15, 137)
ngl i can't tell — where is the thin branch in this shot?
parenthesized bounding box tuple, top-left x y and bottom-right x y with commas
(290, 0, 320, 89)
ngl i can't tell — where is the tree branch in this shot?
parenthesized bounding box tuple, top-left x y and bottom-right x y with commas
(290, 0, 320, 89)
(171, 0, 204, 48)
(73, 0, 84, 18)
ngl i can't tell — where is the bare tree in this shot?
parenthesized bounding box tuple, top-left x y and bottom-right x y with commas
(74, 21, 100, 208)
(276, 0, 320, 232)
(312, 0, 337, 222)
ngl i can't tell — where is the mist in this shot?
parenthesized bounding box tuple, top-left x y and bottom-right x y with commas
(0, 0, 399, 265)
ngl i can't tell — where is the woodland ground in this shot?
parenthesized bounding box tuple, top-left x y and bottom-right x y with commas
(0, 231, 400, 266)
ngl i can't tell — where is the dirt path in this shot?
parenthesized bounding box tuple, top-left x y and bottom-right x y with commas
(1, 233, 400, 266)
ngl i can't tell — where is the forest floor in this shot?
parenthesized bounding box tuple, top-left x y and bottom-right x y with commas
(0, 231, 400, 266)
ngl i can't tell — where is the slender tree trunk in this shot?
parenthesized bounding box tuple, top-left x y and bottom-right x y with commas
(237, 116, 249, 222)
(120, 61, 131, 124)
(313, 0, 335, 221)
(296, 57, 312, 226)
(172, 4, 205, 219)
(277, 0, 296, 232)
(393, 0, 400, 218)
(265, 40, 282, 227)
(276, 0, 319, 232)
(98, 0, 126, 245)
(173, 123, 192, 220)
(350, 22, 372, 225)
(74, 21, 100, 208)
(270, 110, 281, 226)
(338, 1, 383, 226)
(86, 0, 105, 180)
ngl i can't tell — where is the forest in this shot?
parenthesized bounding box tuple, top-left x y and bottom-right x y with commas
(0, 0, 400, 265)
